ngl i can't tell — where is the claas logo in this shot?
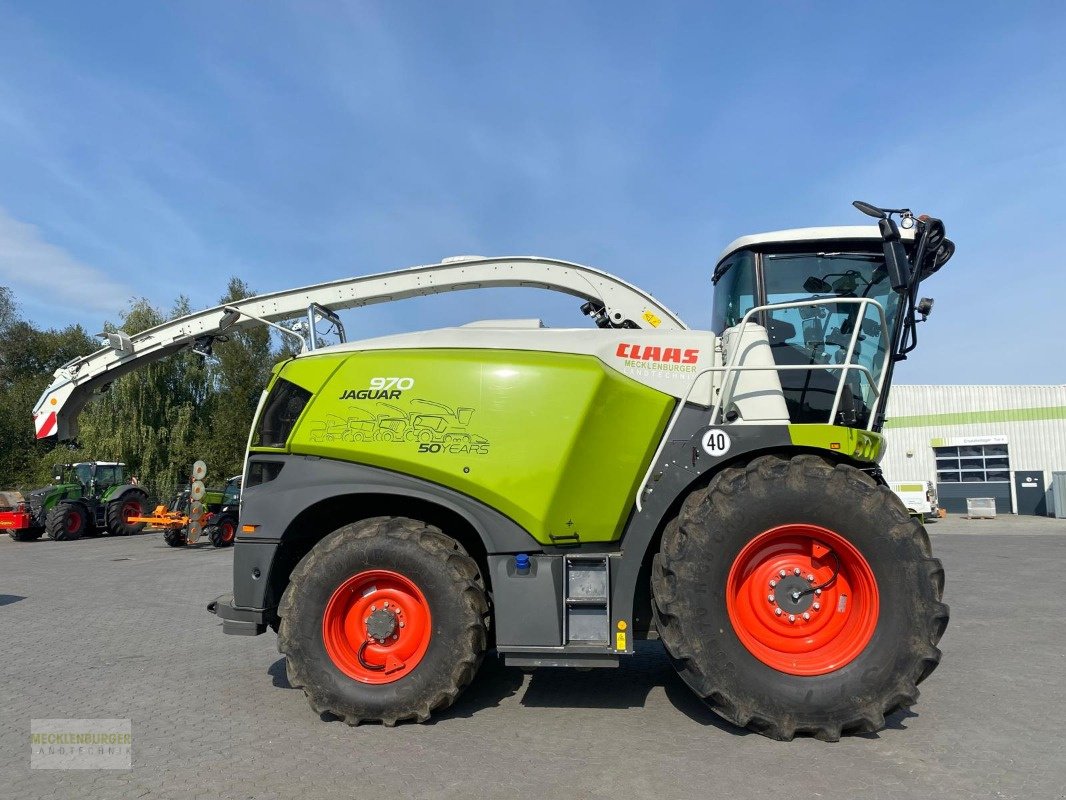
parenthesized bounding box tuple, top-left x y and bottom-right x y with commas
(615, 343, 699, 364)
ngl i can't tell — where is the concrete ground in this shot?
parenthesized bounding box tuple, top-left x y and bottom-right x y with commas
(1, 516, 1064, 800)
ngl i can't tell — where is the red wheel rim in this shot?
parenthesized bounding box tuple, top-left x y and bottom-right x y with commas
(121, 501, 141, 523)
(322, 570, 432, 684)
(220, 521, 235, 544)
(66, 510, 81, 532)
(726, 523, 879, 676)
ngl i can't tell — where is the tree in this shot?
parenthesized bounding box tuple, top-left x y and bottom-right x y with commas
(0, 287, 96, 489)
(0, 281, 291, 497)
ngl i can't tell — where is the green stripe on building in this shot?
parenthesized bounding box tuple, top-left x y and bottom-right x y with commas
(884, 405, 1066, 429)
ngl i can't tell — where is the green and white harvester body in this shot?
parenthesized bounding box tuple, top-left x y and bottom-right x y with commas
(35, 202, 953, 739)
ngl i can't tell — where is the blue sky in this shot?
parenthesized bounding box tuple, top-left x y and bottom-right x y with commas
(0, 1, 1063, 383)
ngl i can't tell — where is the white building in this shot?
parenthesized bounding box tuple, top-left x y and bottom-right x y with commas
(880, 385, 1066, 516)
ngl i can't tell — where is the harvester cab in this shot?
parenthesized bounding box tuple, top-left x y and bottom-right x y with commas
(36, 202, 953, 739)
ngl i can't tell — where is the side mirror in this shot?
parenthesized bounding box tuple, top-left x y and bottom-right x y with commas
(219, 308, 242, 331)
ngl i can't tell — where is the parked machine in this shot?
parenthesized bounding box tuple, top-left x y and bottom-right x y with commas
(33, 202, 953, 740)
(133, 464, 241, 548)
(0, 462, 147, 541)
(890, 480, 940, 521)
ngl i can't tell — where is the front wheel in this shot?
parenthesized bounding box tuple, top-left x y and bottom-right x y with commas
(651, 454, 949, 741)
(46, 503, 87, 541)
(207, 515, 237, 548)
(163, 527, 189, 548)
(277, 516, 488, 725)
(10, 527, 44, 542)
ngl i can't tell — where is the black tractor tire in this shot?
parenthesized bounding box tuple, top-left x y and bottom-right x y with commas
(278, 516, 489, 726)
(9, 527, 45, 542)
(105, 491, 149, 536)
(163, 528, 189, 548)
(651, 454, 949, 741)
(46, 503, 87, 541)
(207, 515, 238, 548)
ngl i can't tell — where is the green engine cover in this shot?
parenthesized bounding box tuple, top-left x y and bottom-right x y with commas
(275, 349, 675, 544)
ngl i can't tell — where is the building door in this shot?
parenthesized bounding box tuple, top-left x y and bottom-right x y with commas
(1013, 472, 1048, 516)
(933, 440, 1012, 514)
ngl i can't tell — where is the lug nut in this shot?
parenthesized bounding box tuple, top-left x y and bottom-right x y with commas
(399, 621, 405, 628)
(802, 612, 810, 620)
(813, 602, 820, 611)
(769, 579, 777, 588)
(794, 568, 801, 576)
(378, 638, 385, 644)
(383, 601, 389, 608)
(392, 634, 398, 640)
(775, 608, 783, 616)
(768, 594, 775, 603)
(779, 569, 787, 578)
(806, 574, 814, 582)
(370, 605, 376, 611)
(788, 614, 796, 623)
(815, 589, 822, 596)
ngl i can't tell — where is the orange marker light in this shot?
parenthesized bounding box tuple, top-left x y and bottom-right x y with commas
(829, 442, 841, 450)
(241, 524, 259, 533)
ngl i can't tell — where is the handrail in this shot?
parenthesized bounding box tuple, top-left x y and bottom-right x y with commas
(635, 296, 890, 512)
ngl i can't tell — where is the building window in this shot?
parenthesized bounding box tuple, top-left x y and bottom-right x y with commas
(933, 444, 1010, 483)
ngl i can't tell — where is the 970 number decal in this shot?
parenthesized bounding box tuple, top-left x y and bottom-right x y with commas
(339, 376, 415, 401)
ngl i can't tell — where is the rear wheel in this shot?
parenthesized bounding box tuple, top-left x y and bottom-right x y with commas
(208, 515, 237, 548)
(10, 527, 44, 541)
(105, 491, 148, 536)
(278, 516, 488, 725)
(46, 503, 87, 541)
(651, 454, 949, 741)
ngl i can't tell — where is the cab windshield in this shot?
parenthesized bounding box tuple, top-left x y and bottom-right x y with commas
(712, 249, 900, 427)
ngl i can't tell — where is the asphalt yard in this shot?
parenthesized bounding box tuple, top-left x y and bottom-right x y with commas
(2, 515, 1064, 799)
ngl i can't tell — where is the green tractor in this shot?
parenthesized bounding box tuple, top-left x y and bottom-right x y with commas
(2, 462, 148, 541)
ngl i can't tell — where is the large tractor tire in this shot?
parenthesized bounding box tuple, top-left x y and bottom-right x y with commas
(278, 517, 488, 726)
(163, 528, 189, 548)
(207, 515, 238, 548)
(46, 503, 87, 541)
(651, 454, 949, 741)
(105, 491, 149, 536)
(9, 527, 45, 542)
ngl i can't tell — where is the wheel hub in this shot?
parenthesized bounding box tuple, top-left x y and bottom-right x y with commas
(771, 574, 815, 615)
(366, 608, 399, 642)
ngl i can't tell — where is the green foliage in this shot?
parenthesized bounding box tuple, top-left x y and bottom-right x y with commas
(0, 281, 288, 499)
(0, 287, 97, 489)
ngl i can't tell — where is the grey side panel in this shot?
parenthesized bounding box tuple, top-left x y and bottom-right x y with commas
(490, 555, 564, 647)
(232, 540, 282, 612)
(611, 409, 794, 639)
(231, 454, 541, 609)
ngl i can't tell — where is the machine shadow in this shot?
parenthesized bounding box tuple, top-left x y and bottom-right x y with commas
(515, 641, 747, 734)
(0, 594, 26, 606)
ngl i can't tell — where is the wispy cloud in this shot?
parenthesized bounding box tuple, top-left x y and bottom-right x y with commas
(0, 206, 133, 318)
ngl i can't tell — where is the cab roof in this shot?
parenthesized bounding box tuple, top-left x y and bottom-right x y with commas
(715, 224, 915, 267)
